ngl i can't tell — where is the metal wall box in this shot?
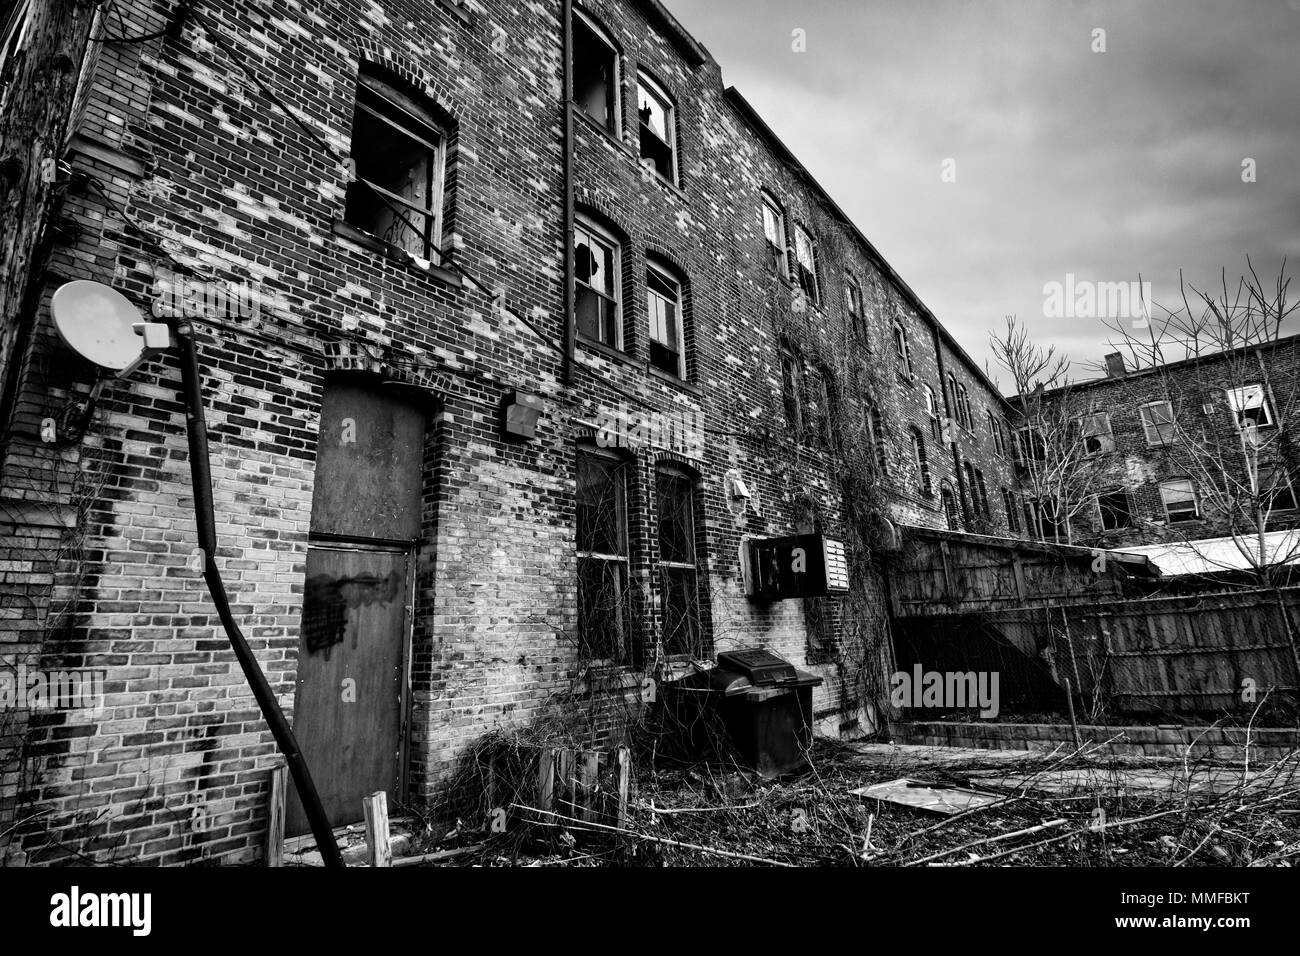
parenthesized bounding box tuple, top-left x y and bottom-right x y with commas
(746, 533, 850, 600)
(499, 390, 544, 440)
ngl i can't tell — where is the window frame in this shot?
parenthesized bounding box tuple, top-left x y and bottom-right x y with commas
(656, 464, 704, 657)
(345, 70, 449, 264)
(646, 259, 687, 379)
(573, 213, 623, 350)
(1096, 488, 1134, 531)
(1078, 411, 1115, 456)
(575, 444, 636, 665)
(571, 8, 621, 134)
(636, 69, 678, 185)
(845, 276, 864, 338)
(1226, 384, 1275, 435)
(1158, 478, 1200, 523)
(761, 191, 788, 277)
(922, 384, 941, 440)
(910, 427, 932, 496)
(892, 320, 914, 377)
(1001, 487, 1022, 533)
(1139, 400, 1176, 446)
(793, 223, 820, 305)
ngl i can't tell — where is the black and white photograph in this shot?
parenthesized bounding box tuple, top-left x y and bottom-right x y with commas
(0, 0, 1295, 937)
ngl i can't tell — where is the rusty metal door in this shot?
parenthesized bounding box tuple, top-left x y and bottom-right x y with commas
(287, 378, 426, 837)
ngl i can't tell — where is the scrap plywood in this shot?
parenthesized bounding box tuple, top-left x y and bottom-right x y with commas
(851, 777, 1000, 816)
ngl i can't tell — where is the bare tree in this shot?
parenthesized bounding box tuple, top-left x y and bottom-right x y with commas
(990, 315, 1113, 545)
(1097, 260, 1300, 585)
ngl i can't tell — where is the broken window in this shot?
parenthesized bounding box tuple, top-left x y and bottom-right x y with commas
(647, 261, 685, 378)
(910, 428, 932, 496)
(1158, 478, 1199, 523)
(577, 446, 635, 664)
(1001, 487, 1022, 533)
(1078, 411, 1115, 456)
(793, 224, 819, 304)
(1227, 384, 1275, 438)
(1139, 401, 1176, 446)
(637, 71, 676, 183)
(1097, 489, 1133, 530)
(975, 467, 990, 517)
(761, 192, 788, 275)
(574, 216, 621, 348)
(572, 10, 619, 132)
(657, 466, 702, 657)
(345, 67, 447, 263)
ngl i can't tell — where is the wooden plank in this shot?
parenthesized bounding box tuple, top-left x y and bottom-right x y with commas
(363, 790, 392, 868)
(557, 749, 574, 814)
(266, 764, 287, 868)
(537, 748, 554, 811)
(616, 746, 631, 830)
(580, 750, 599, 822)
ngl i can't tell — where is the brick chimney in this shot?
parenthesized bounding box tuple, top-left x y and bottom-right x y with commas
(1104, 352, 1127, 378)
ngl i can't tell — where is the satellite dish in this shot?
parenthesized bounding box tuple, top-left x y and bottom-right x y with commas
(50, 280, 148, 373)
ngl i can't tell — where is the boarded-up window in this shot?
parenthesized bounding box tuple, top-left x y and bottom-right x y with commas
(310, 379, 426, 540)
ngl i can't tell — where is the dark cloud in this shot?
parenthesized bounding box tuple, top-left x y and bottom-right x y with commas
(667, 0, 1300, 382)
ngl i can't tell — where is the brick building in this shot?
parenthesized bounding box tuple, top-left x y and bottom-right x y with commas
(0, 0, 1019, 864)
(1021, 338, 1300, 555)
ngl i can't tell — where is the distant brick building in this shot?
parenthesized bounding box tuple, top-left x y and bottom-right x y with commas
(0, 0, 1019, 864)
(1022, 338, 1300, 552)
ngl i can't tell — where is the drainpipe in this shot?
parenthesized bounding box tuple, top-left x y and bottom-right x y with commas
(561, 0, 576, 385)
(930, 323, 967, 524)
(174, 320, 343, 868)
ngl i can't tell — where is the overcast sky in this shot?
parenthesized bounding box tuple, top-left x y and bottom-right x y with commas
(668, 0, 1300, 389)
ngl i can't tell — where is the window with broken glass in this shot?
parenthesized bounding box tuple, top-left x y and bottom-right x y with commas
(1096, 489, 1133, 530)
(576, 447, 636, 664)
(345, 69, 446, 263)
(572, 10, 619, 133)
(793, 224, 819, 304)
(1227, 384, 1275, 444)
(574, 217, 621, 348)
(656, 466, 702, 657)
(1077, 411, 1115, 456)
(637, 71, 677, 183)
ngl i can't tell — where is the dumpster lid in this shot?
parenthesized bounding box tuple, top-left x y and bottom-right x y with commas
(716, 648, 799, 686)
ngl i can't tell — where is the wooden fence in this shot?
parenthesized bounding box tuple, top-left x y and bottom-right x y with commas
(892, 587, 1300, 720)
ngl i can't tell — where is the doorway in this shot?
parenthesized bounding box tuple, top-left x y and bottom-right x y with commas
(286, 377, 427, 836)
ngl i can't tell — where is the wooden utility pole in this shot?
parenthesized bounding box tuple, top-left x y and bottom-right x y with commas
(0, 0, 99, 411)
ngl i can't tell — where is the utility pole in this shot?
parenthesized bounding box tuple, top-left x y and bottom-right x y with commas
(0, 0, 99, 412)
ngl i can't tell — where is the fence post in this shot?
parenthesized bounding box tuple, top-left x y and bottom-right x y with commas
(363, 791, 391, 868)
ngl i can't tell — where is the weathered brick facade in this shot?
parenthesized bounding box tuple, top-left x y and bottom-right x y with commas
(0, 0, 1018, 864)
(1028, 339, 1300, 551)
